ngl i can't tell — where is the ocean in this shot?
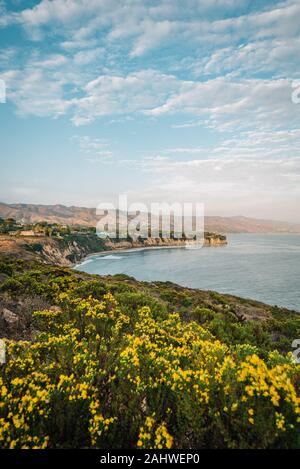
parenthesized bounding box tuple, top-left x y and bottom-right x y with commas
(74, 234, 300, 311)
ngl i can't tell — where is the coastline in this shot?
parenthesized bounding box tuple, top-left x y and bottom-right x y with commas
(73, 244, 187, 268)
(0, 231, 227, 268)
(72, 240, 228, 268)
(71, 234, 300, 312)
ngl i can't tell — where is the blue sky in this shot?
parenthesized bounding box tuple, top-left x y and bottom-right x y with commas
(0, 0, 300, 221)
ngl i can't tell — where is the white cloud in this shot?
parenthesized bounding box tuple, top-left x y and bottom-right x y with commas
(130, 20, 178, 57)
(134, 150, 300, 221)
(71, 69, 180, 124)
(4, 0, 297, 59)
(60, 38, 99, 50)
(2, 55, 299, 134)
(110, 124, 300, 220)
(155, 129, 300, 163)
(1, 0, 299, 128)
(0, 67, 71, 117)
(19, 0, 100, 26)
(73, 48, 103, 65)
(35, 54, 68, 68)
(0, 47, 18, 66)
(147, 77, 300, 132)
(71, 135, 113, 158)
(189, 38, 300, 79)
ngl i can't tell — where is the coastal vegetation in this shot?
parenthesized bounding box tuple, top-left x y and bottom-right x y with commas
(0, 220, 227, 266)
(0, 254, 299, 449)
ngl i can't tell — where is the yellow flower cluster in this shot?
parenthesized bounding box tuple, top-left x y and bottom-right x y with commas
(237, 354, 300, 418)
(137, 415, 173, 449)
(0, 285, 299, 449)
(117, 306, 300, 447)
(89, 400, 116, 446)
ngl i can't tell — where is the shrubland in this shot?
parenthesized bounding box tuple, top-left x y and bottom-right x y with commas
(0, 255, 299, 448)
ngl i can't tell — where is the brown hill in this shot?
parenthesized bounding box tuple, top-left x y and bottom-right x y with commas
(1, 202, 300, 233)
(203, 215, 300, 234)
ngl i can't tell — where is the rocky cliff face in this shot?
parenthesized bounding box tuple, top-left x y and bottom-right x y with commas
(104, 236, 227, 251)
(36, 239, 91, 265)
(0, 234, 103, 266)
(0, 233, 227, 267)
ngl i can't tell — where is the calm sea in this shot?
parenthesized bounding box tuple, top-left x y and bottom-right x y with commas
(75, 234, 300, 311)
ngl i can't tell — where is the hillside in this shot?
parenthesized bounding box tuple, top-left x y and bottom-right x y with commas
(0, 234, 227, 266)
(0, 253, 299, 449)
(0, 229, 227, 267)
(1, 202, 300, 233)
(0, 202, 98, 227)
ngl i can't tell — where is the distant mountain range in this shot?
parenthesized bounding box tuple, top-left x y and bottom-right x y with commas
(1, 202, 300, 234)
(202, 215, 300, 234)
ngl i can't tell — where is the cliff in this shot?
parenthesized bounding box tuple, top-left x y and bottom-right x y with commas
(104, 234, 227, 252)
(0, 232, 227, 266)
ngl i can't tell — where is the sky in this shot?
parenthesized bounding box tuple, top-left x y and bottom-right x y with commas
(0, 0, 300, 222)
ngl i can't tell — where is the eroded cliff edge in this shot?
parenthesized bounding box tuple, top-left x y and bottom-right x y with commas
(0, 232, 227, 266)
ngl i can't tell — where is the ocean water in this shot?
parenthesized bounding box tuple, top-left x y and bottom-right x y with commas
(74, 234, 300, 311)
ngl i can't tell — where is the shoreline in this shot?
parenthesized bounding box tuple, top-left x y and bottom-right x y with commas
(72, 244, 199, 268)
(72, 239, 300, 313)
(73, 240, 229, 268)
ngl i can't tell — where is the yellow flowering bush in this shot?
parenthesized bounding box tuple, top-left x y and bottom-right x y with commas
(0, 271, 299, 448)
(137, 416, 173, 449)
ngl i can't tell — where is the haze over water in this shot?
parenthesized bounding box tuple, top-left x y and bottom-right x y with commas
(75, 234, 300, 311)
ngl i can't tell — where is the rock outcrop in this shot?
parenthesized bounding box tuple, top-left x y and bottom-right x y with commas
(0, 232, 227, 267)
